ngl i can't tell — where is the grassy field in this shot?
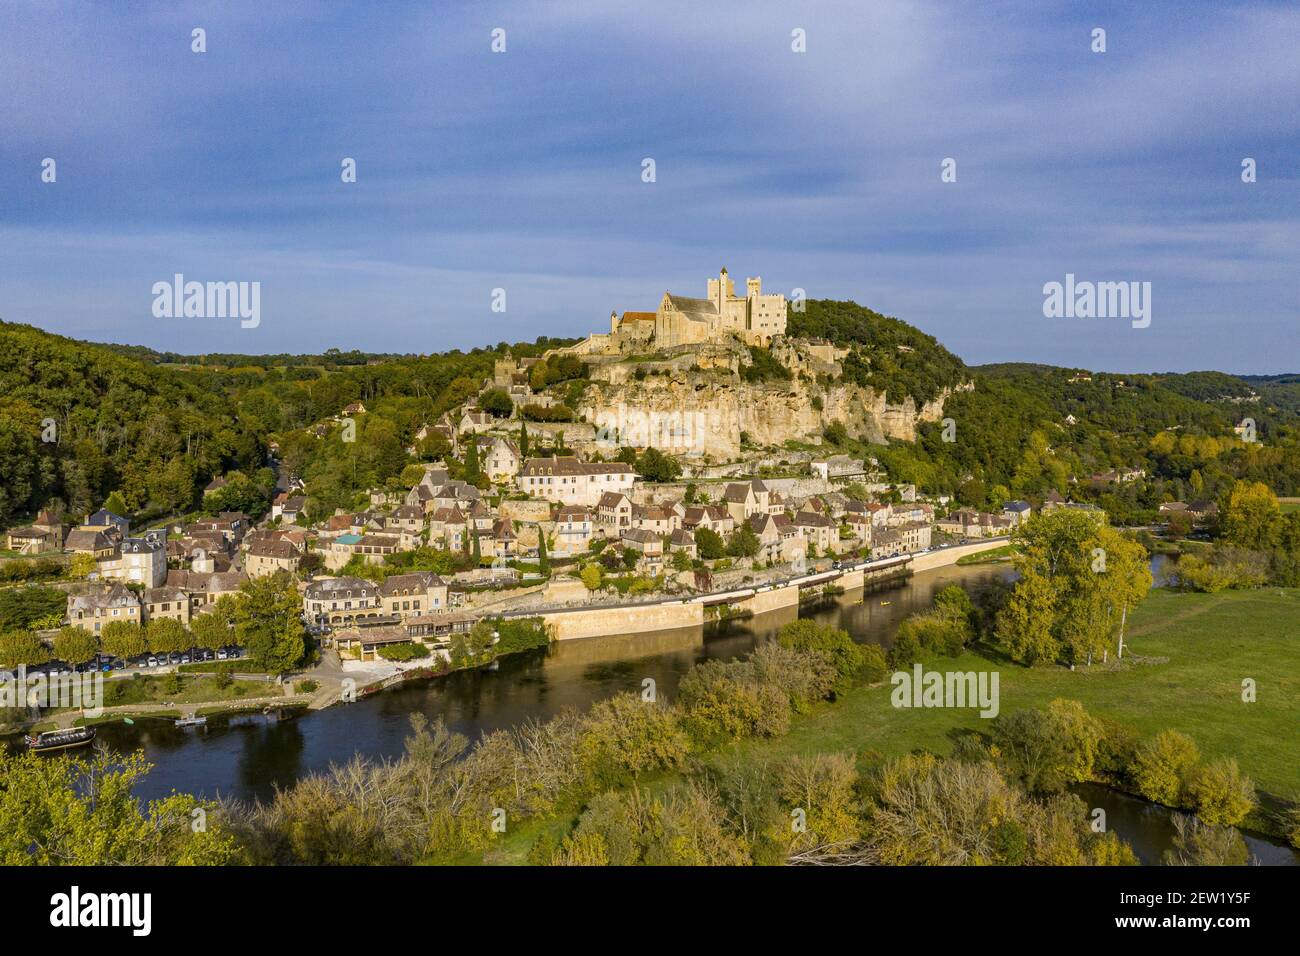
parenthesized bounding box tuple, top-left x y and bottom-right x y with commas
(1280, 500, 1300, 514)
(484, 586, 1300, 863)
(708, 587, 1300, 800)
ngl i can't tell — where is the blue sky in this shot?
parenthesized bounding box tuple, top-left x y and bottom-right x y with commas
(1, 0, 1297, 372)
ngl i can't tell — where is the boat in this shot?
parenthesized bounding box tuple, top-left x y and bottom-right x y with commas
(24, 727, 96, 752)
(175, 715, 207, 728)
(879, 600, 892, 606)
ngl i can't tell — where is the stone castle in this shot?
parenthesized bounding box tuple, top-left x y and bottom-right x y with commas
(572, 267, 788, 355)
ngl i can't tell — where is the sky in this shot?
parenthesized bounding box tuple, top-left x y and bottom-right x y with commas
(1, 0, 1298, 373)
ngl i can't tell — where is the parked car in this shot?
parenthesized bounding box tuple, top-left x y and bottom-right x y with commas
(147, 656, 159, 668)
(216, 649, 228, 660)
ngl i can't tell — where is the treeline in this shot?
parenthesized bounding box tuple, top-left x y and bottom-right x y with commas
(0, 321, 263, 526)
(787, 299, 968, 405)
(873, 363, 1300, 515)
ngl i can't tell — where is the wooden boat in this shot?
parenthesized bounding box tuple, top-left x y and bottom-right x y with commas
(24, 727, 96, 752)
(175, 715, 207, 728)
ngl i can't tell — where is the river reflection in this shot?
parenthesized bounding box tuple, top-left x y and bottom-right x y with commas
(89, 562, 1013, 804)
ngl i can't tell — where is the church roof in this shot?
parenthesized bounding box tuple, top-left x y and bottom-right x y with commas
(665, 294, 718, 318)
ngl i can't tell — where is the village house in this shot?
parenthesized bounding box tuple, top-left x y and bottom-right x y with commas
(553, 505, 595, 554)
(245, 538, 302, 578)
(722, 479, 772, 524)
(66, 584, 142, 635)
(632, 503, 680, 535)
(379, 572, 449, 618)
(667, 528, 697, 559)
(480, 435, 522, 483)
(353, 534, 401, 565)
(519, 455, 636, 507)
(681, 504, 735, 536)
(428, 507, 468, 551)
(871, 528, 907, 559)
(84, 508, 130, 537)
(620, 528, 664, 574)
(167, 570, 246, 614)
(793, 510, 837, 554)
(458, 409, 494, 434)
(894, 520, 934, 552)
(5, 509, 65, 554)
(388, 504, 426, 534)
(95, 533, 168, 588)
(271, 493, 307, 523)
(492, 518, 518, 559)
(303, 576, 384, 627)
(1001, 501, 1033, 526)
(596, 491, 634, 532)
(142, 585, 192, 626)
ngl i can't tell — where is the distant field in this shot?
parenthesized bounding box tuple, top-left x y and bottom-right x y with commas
(1280, 499, 1300, 514)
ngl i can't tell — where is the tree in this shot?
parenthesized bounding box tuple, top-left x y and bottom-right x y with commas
(537, 534, 549, 575)
(0, 630, 50, 669)
(578, 693, 691, 784)
(635, 448, 682, 483)
(51, 626, 99, 665)
(670, 549, 693, 572)
(518, 422, 529, 459)
(1130, 730, 1200, 806)
(463, 437, 481, 486)
(146, 617, 191, 655)
(1184, 758, 1255, 826)
(695, 527, 725, 560)
(1219, 480, 1279, 550)
(100, 620, 147, 660)
(0, 749, 243, 864)
(727, 522, 761, 559)
(579, 563, 603, 591)
(235, 573, 306, 676)
(191, 595, 238, 650)
(68, 553, 97, 579)
(479, 389, 513, 417)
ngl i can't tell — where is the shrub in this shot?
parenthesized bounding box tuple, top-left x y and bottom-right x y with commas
(750, 641, 838, 712)
(776, 620, 873, 696)
(676, 660, 790, 745)
(1183, 758, 1255, 827)
(377, 642, 431, 662)
(578, 693, 691, 784)
(991, 699, 1103, 795)
(1129, 730, 1200, 805)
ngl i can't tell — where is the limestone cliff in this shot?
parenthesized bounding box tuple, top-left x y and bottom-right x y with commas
(574, 341, 956, 461)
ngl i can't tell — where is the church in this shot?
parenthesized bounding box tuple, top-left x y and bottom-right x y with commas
(579, 267, 788, 355)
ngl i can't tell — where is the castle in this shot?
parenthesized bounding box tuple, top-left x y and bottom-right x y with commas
(574, 267, 788, 355)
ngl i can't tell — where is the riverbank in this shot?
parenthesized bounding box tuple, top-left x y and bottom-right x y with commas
(480, 585, 1300, 864)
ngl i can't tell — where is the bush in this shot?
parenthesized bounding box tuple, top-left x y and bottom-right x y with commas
(990, 699, 1103, 795)
(377, 642, 431, 662)
(1129, 730, 1200, 805)
(676, 660, 790, 745)
(776, 620, 874, 695)
(578, 693, 691, 785)
(1183, 758, 1255, 826)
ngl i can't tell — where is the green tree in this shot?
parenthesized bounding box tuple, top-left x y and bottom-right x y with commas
(235, 573, 306, 676)
(51, 626, 99, 665)
(635, 448, 682, 483)
(580, 563, 603, 590)
(0, 749, 243, 864)
(727, 522, 761, 559)
(146, 617, 191, 655)
(190, 595, 238, 650)
(100, 620, 147, 660)
(0, 630, 50, 669)
(1130, 730, 1200, 806)
(695, 527, 725, 560)
(1219, 480, 1279, 550)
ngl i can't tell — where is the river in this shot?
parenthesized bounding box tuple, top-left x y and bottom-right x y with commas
(81, 557, 1299, 864)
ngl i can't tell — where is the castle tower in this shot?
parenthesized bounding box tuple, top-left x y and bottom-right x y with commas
(610, 310, 618, 335)
(747, 277, 761, 298)
(716, 266, 728, 314)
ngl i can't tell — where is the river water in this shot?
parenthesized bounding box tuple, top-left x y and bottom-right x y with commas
(81, 558, 1298, 864)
